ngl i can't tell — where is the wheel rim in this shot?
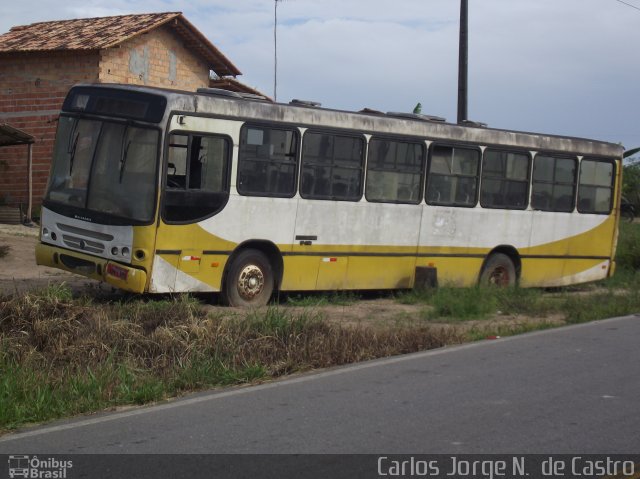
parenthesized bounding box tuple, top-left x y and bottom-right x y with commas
(237, 264, 265, 300)
(488, 266, 510, 286)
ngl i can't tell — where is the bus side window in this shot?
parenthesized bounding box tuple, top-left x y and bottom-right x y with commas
(426, 144, 479, 207)
(237, 125, 299, 197)
(167, 134, 188, 188)
(577, 158, 614, 214)
(480, 149, 530, 210)
(300, 131, 364, 201)
(531, 154, 577, 212)
(365, 137, 425, 204)
(163, 133, 230, 223)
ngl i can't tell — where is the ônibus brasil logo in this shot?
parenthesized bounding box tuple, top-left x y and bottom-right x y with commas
(8, 456, 73, 479)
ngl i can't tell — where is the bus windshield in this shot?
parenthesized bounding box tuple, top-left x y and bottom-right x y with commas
(46, 115, 159, 223)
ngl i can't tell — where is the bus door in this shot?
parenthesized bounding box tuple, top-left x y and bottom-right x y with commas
(151, 129, 232, 293)
(293, 200, 352, 290)
(289, 131, 370, 291)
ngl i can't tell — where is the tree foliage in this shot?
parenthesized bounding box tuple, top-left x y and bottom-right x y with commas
(623, 148, 640, 208)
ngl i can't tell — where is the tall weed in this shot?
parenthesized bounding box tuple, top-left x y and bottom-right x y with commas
(0, 289, 464, 431)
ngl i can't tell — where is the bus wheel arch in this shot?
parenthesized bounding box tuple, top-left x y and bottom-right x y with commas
(479, 246, 521, 287)
(221, 241, 283, 307)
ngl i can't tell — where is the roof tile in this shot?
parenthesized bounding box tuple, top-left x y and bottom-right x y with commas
(0, 12, 181, 51)
(0, 12, 241, 76)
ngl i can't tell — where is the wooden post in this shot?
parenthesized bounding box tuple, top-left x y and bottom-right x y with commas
(26, 142, 33, 224)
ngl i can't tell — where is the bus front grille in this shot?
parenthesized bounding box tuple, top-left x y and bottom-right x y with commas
(62, 235, 105, 254)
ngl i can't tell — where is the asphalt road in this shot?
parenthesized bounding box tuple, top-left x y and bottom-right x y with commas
(1, 314, 639, 456)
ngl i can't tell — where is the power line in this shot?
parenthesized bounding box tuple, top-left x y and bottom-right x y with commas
(614, 0, 640, 12)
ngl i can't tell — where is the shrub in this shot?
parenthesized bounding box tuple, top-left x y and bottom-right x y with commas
(616, 223, 640, 270)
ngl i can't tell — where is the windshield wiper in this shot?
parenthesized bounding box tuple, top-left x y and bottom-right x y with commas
(119, 139, 132, 183)
(69, 132, 79, 175)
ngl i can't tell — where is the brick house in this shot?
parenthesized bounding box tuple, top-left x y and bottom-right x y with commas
(0, 12, 245, 213)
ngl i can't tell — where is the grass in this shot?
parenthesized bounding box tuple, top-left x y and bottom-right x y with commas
(285, 291, 360, 307)
(1, 223, 640, 433)
(3, 280, 637, 433)
(0, 244, 8, 259)
(0, 287, 462, 432)
(395, 285, 556, 322)
(399, 282, 640, 325)
(615, 222, 640, 271)
(425, 287, 498, 321)
(561, 289, 640, 324)
(464, 319, 560, 342)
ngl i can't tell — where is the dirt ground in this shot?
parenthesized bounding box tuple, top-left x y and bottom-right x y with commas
(0, 224, 101, 295)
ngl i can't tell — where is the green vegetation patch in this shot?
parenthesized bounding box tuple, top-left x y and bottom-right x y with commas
(396, 285, 555, 322)
(285, 291, 360, 307)
(615, 222, 640, 271)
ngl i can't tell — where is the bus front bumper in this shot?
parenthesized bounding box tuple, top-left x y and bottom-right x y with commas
(36, 243, 147, 293)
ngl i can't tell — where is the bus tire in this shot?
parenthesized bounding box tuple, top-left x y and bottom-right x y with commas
(222, 249, 274, 307)
(480, 253, 517, 287)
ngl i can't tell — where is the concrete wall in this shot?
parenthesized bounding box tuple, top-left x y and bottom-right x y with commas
(0, 25, 211, 211)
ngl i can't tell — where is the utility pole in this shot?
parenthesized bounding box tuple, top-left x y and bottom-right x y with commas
(274, 0, 278, 101)
(457, 0, 468, 124)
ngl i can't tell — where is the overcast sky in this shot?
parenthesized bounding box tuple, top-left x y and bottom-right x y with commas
(2, 0, 640, 152)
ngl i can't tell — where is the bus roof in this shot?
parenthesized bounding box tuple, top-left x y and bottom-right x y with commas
(75, 84, 624, 158)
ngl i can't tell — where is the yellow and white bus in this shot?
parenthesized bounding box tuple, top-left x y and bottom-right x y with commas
(36, 84, 623, 306)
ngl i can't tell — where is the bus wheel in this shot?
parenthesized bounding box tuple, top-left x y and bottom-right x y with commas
(480, 253, 516, 287)
(222, 249, 274, 307)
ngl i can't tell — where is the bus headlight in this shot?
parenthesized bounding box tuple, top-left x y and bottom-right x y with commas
(111, 246, 130, 258)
